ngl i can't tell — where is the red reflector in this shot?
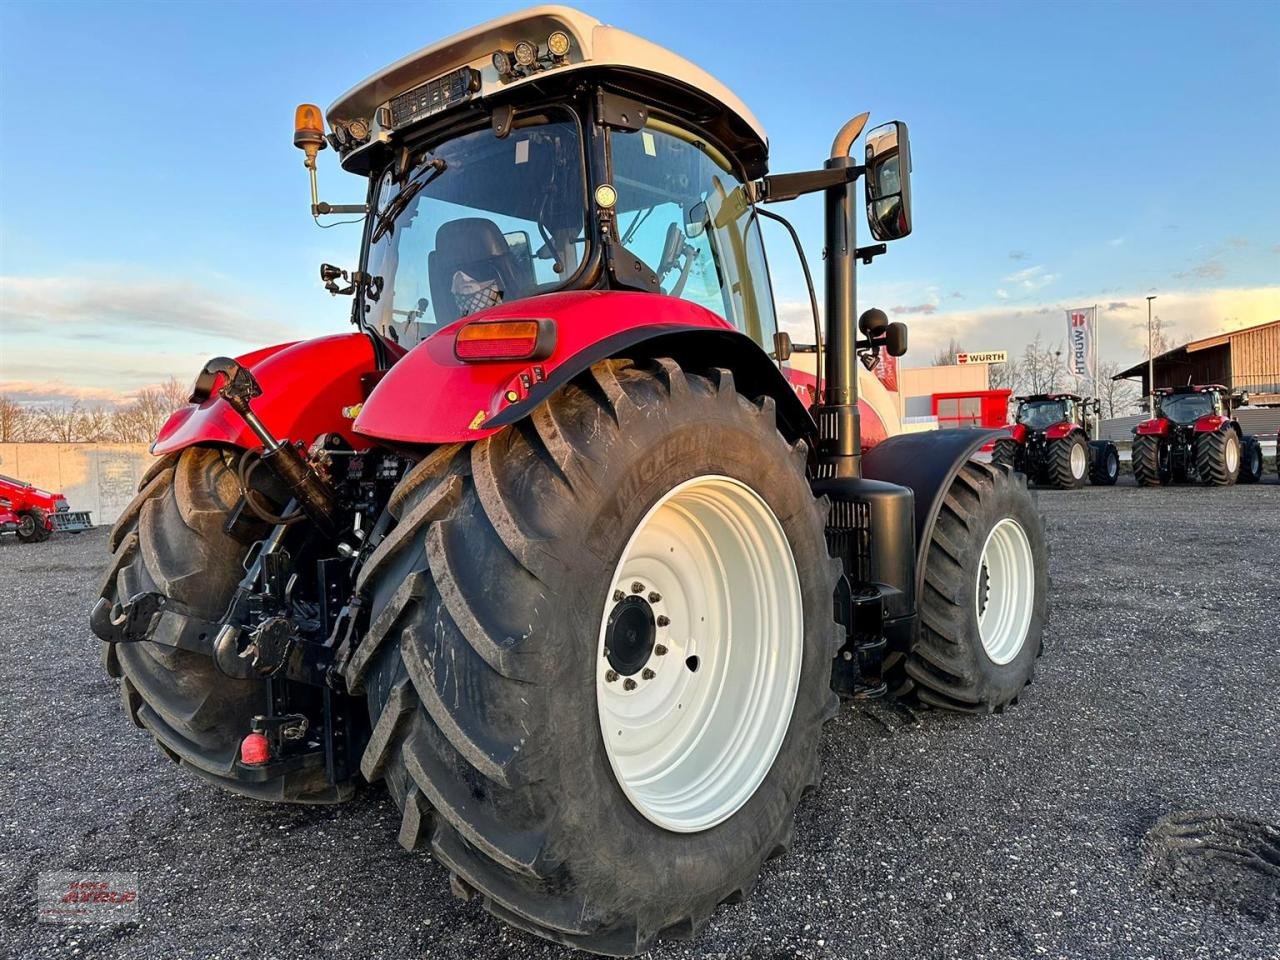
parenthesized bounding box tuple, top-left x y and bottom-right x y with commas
(240, 732, 270, 766)
(455, 319, 555, 362)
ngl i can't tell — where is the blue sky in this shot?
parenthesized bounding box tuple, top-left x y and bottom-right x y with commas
(2, 0, 1277, 404)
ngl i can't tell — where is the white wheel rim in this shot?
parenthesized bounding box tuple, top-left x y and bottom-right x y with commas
(1108, 452, 1118, 477)
(595, 475, 803, 833)
(1070, 443, 1086, 478)
(976, 518, 1035, 665)
(1225, 436, 1239, 473)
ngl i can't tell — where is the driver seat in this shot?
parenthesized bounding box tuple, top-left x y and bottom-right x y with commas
(428, 218, 522, 323)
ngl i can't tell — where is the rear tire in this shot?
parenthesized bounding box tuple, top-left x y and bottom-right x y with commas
(883, 462, 1048, 712)
(1132, 435, 1166, 486)
(356, 358, 840, 953)
(1046, 434, 1088, 489)
(1195, 428, 1241, 486)
(1089, 442, 1120, 486)
(97, 447, 351, 803)
(991, 438, 1019, 473)
(1238, 436, 1263, 484)
(16, 510, 50, 543)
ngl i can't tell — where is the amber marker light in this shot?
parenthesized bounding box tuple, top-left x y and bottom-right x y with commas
(455, 319, 556, 362)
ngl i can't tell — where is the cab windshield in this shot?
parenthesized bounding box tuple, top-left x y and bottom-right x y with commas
(609, 119, 778, 350)
(1017, 400, 1069, 430)
(362, 112, 586, 347)
(1160, 393, 1214, 424)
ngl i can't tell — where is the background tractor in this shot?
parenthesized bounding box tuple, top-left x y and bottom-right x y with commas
(91, 7, 1049, 953)
(0, 473, 93, 543)
(1132, 385, 1263, 486)
(992, 394, 1119, 489)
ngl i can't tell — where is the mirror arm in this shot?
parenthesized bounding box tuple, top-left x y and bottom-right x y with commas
(855, 243, 887, 265)
(753, 165, 864, 204)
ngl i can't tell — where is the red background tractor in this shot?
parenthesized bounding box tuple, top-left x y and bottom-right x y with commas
(0, 474, 93, 543)
(992, 394, 1119, 488)
(1132, 385, 1263, 486)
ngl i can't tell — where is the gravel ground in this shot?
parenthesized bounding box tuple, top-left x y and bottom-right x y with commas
(2, 475, 1278, 960)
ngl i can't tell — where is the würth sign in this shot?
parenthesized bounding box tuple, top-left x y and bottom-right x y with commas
(956, 351, 1008, 365)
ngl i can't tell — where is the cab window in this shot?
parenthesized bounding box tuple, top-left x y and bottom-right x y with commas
(609, 119, 779, 351)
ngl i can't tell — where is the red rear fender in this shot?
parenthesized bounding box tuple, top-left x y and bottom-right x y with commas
(354, 291, 753, 445)
(1044, 421, 1078, 440)
(1193, 414, 1228, 433)
(152, 333, 379, 455)
(1135, 418, 1170, 436)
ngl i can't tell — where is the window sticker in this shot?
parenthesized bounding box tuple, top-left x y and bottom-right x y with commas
(515, 139, 529, 164)
(642, 131, 656, 157)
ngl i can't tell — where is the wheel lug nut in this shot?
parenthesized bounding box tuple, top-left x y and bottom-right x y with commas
(641, 668, 655, 680)
(656, 615, 670, 627)
(631, 581, 644, 594)
(623, 678, 637, 691)
(654, 644, 667, 656)
(648, 591, 661, 604)
(605, 670, 618, 683)
(613, 590, 625, 602)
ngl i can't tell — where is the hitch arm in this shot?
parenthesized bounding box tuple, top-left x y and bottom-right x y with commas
(191, 357, 340, 538)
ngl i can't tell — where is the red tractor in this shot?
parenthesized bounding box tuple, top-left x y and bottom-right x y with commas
(991, 394, 1119, 489)
(0, 473, 93, 543)
(91, 8, 1049, 952)
(1132, 385, 1264, 486)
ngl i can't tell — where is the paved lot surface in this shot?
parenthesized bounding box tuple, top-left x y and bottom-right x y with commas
(2, 475, 1278, 960)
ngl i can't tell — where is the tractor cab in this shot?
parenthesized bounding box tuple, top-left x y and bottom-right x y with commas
(1015, 394, 1083, 433)
(1152, 385, 1235, 425)
(300, 6, 782, 356)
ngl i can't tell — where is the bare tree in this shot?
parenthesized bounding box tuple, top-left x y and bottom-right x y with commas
(932, 338, 965, 366)
(1097, 360, 1141, 418)
(0, 396, 29, 441)
(32, 403, 86, 442)
(987, 358, 1024, 394)
(112, 378, 190, 442)
(1021, 333, 1066, 394)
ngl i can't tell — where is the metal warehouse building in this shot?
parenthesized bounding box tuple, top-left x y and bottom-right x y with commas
(1116, 318, 1280, 404)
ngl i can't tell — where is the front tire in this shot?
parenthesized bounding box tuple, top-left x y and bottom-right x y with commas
(1196, 428, 1241, 486)
(16, 510, 50, 543)
(355, 358, 840, 953)
(883, 462, 1048, 712)
(1089, 442, 1120, 486)
(1238, 436, 1263, 484)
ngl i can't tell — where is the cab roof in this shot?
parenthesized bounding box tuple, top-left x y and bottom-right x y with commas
(1017, 393, 1083, 403)
(327, 5, 769, 175)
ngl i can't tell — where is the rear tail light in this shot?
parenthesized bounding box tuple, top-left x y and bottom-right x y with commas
(454, 319, 556, 362)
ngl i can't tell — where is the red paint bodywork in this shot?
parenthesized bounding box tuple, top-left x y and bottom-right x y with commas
(1009, 423, 1029, 443)
(1043, 421, 1078, 440)
(0, 474, 69, 532)
(354, 290, 740, 445)
(1135, 418, 1171, 437)
(1193, 414, 1228, 433)
(781, 367, 887, 451)
(153, 334, 379, 455)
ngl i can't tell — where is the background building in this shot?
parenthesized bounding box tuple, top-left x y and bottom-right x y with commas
(1115, 318, 1280, 404)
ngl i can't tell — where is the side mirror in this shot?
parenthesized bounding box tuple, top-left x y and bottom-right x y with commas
(773, 331, 794, 362)
(1093, 399, 1102, 415)
(864, 121, 913, 241)
(884, 322, 908, 357)
(1239, 391, 1250, 407)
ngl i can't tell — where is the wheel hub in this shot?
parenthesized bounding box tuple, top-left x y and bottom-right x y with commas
(605, 595, 656, 676)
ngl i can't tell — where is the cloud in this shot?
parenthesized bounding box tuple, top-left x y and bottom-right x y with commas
(1175, 261, 1227, 280)
(891, 303, 939, 315)
(949, 291, 964, 300)
(0, 274, 302, 344)
(1008, 250, 1028, 261)
(1107, 237, 1125, 247)
(1225, 237, 1249, 250)
(0, 379, 132, 406)
(1000, 265, 1058, 296)
(900, 285, 1280, 371)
